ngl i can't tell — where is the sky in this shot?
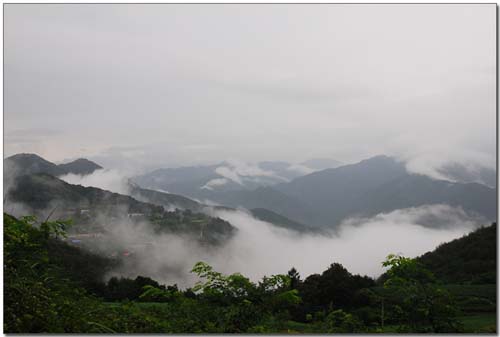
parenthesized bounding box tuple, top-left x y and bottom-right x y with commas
(4, 4, 497, 173)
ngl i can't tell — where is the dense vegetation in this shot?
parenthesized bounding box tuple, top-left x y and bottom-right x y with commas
(4, 213, 496, 333)
(418, 223, 496, 284)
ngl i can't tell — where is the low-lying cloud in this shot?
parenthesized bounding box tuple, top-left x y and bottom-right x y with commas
(213, 159, 289, 187)
(59, 169, 131, 195)
(201, 178, 229, 190)
(207, 206, 479, 281)
(93, 204, 481, 288)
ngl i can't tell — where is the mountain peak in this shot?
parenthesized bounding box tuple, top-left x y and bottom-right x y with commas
(359, 154, 396, 164)
(6, 152, 50, 162)
(5, 153, 65, 177)
(300, 158, 343, 170)
(58, 158, 102, 175)
(5, 153, 102, 177)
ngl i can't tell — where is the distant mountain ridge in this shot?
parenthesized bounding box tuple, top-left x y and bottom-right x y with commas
(4, 153, 313, 234)
(300, 158, 343, 170)
(58, 158, 103, 175)
(249, 208, 320, 233)
(438, 162, 496, 188)
(132, 158, 344, 196)
(172, 155, 495, 228)
(5, 153, 103, 177)
(272, 155, 496, 227)
(129, 183, 203, 212)
(6, 152, 496, 232)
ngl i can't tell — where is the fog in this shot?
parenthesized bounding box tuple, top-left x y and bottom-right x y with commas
(96, 205, 479, 287)
(5, 163, 485, 287)
(4, 4, 496, 180)
(3, 3, 496, 289)
(60, 169, 132, 195)
(52, 167, 487, 287)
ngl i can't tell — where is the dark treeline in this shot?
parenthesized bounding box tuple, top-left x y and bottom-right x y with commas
(4, 213, 496, 333)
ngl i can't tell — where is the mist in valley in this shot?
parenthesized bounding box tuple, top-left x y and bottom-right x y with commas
(43, 167, 484, 287)
(3, 4, 497, 333)
(81, 204, 478, 288)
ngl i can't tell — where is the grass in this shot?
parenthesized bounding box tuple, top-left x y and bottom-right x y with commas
(460, 312, 497, 333)
(103, 301, 496, 333)
(444, 284, 496, 301)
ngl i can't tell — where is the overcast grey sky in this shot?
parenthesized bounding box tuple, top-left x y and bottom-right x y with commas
(4, 4, 496, 173)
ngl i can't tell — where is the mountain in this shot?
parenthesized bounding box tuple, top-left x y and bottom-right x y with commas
(58, 158, 103, 175)
(272, 155, 496, 227)
(5, 173, 236, 245)
(438, 162, 496, 188)
(357, 174, 496, 221)
(4, 153, 102, 177)
(133, 155, 496, 229)
(131, 184, 318, 233)
(274, 155, 408, 225)
(135, 164, 219, 189)
(4, 153, 66, 177)
(6, 173, 164, 215)
(8, 153, 496, 232)
(132, 159, 344, 197)
(129, 183, 203, 212)
(211, 186, 318, 226)
(249, 208, 319, 233)
(256, 161, 305, 180)
(300, 158, 343, 170)
(4, 153, 314, 233)
(418, 223, 496, 284)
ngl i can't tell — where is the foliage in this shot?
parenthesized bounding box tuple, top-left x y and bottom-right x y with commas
(103, 276, 163, 301)
(418, 223, 496, 284)
(4, 211, 496, 333)
(139, 284, 183, 303)
(190, 261, 300, 314)
(382, 254, 463, 332)
(4, 213, 106, 332)
(324, 309, 364, 333)
(298, 262, 375, 315)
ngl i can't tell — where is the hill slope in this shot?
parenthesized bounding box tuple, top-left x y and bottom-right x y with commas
(272, 156, 496, 227)
(249, 208, 318, 233)
(58, 158, 103, 175)
(5, 153, 102, 176)
(418, 223, 496, 284)
(129, 183, 203, 212)
(5, 153, 67, 177)
(5, 173, 236, 244)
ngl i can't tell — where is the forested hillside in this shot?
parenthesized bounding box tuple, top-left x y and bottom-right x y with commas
(4, 213, 496, 333)
(418, 223, 496, 284)
(5, 173, 236, 245)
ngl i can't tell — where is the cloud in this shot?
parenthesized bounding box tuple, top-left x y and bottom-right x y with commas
(287, 163, 317, 175)
(89, 204, 482, 288)
(207, 205, 480, 281)
(214, 166, 244, 185)
(59, 169, 131, 195)
(401, 149, 495, 183)
(214, 160, 289, 187)
(5, 5, 495, 173)
(201, 178, 229, 190)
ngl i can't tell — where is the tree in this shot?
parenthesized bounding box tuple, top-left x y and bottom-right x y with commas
(287, 267, 301, 289)
(324, 309, 363, 333)
(382, 254, 462, 332)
